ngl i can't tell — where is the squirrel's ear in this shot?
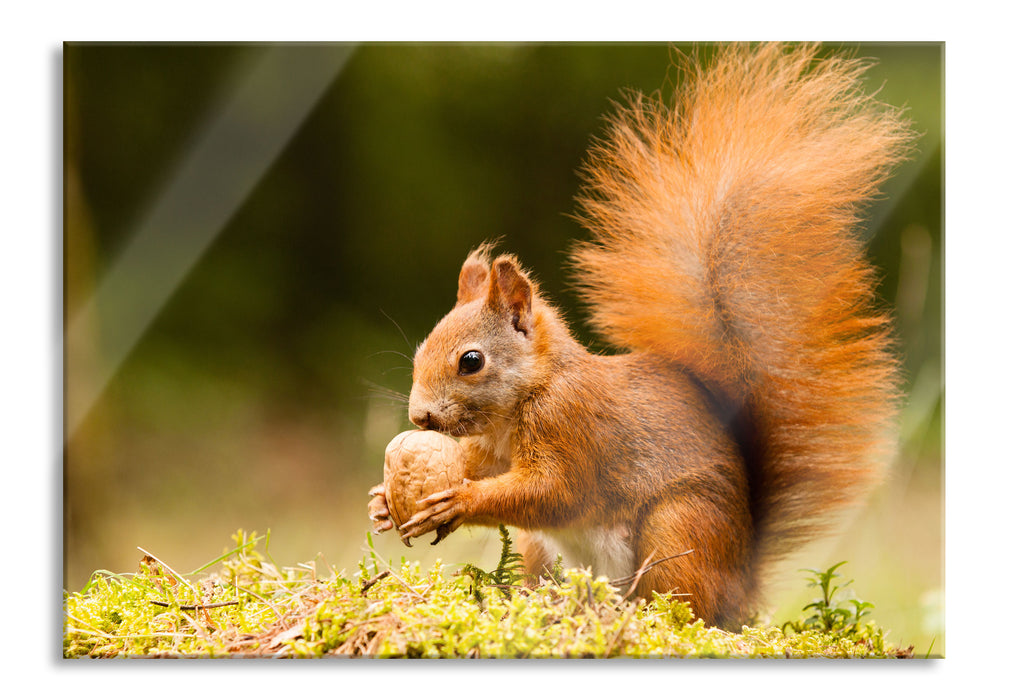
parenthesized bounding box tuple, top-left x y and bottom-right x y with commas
(489, 256, 533, 336)
(457, 254, 490, 304)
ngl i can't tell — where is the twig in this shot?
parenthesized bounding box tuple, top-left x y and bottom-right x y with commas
(360, 570, 391, 593)
(620, 551, 655, 601)
(148, 600, 240, 611)
(614, 549, 695, 601)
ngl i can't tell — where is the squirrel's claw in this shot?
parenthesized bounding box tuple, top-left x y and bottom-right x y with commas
(367, 483, 395, 535)
(399, 487, 466, 542)
(416, 487, 458, 506)
(432, 521, 460, 545)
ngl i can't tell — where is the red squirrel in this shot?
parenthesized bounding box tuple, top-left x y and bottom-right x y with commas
(367, 43, 914, 628)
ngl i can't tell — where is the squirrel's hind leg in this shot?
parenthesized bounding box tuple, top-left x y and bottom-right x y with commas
(633, 494, 756, 629)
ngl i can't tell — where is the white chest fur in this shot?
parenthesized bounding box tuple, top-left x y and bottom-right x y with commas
(536, 524, 635, 583)
(464, 427, 514, 480)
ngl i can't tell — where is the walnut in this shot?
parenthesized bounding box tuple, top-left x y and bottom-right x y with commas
(383, 430, 465, 529)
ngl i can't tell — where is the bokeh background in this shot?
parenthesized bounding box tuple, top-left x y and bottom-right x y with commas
(64, 43, 943, 654)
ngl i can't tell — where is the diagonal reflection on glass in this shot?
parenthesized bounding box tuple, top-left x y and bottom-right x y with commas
(66, 44, 355, 438)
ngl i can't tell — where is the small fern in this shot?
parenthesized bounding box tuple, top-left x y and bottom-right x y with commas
(460, 525, 526, 603)
(493, 524, 525, 586)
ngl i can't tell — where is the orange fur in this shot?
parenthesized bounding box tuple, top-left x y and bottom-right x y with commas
(571, 42, 913, 565)
(374, 43, 915, 628)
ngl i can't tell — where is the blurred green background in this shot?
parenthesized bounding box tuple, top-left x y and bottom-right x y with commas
(64, 43, 943, 654)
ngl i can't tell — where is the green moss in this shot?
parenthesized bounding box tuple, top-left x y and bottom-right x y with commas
(63, 529, 914, 658)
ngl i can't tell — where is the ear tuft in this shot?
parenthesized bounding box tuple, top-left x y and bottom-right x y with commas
(490, 256, 533, 336)
(456, 248, 491, 304)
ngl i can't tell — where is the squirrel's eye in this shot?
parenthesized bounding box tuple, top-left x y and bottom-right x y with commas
(458, 350, 485, 376)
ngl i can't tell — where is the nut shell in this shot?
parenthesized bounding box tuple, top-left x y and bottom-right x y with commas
(383, 430, 465, 529)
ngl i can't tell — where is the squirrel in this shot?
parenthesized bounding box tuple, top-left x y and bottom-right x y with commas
(367, 43, 914, 628)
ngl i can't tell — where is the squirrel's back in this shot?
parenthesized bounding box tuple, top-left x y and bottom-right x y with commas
(571, 43, 914, 572)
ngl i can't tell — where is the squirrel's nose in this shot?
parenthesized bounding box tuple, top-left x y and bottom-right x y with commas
(410, 409, 432, 430)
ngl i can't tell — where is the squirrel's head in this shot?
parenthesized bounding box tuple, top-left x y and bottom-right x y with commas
(408, 246, 544, 437)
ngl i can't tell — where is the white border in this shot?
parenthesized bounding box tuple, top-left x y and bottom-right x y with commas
(5, 0, 1001, 693)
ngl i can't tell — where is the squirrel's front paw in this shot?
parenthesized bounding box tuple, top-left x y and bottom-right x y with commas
(367, 483, 396, 534)
(398, 484, 469, 545)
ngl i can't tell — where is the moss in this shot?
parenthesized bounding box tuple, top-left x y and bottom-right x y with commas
(63, 529, 913, 658)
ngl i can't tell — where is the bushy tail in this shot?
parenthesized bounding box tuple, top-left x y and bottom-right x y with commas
(571, 43, 914, 567)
